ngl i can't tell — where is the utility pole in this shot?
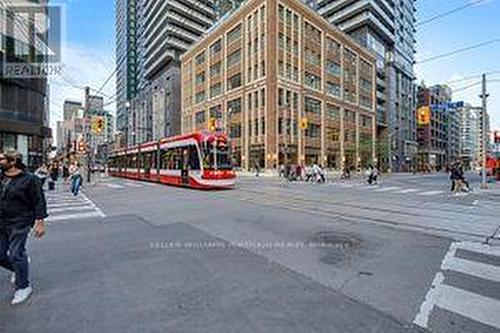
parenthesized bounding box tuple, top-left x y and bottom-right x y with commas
(480, 73, 489, 189)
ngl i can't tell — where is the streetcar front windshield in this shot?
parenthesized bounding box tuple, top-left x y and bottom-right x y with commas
(202, 139, 232, 170)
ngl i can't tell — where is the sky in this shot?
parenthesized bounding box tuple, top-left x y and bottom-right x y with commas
(48, 0, 500, 134)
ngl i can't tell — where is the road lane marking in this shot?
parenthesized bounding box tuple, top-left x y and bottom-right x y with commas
(435, 284, 500, 329)
(442, 256, 500, 283)
(47, 211, 103, 222)
(454, 241, 500, 257)
(397, 189, 418, 194)
(374, 186, 400, 192)
(414, 272, 445, 328)
(414, 241, 500, 329)
(48, 205, 95, 213)
(417, 190, 444, 196)
(104, 183, 125, 189)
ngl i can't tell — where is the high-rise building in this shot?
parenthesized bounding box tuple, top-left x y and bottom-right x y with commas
(115, 0, 139, 133)
(115, 0, 218, 146)
(0, 1, 51, 169)
(181, 0, 377, 171)
(304, 0, 417, 171)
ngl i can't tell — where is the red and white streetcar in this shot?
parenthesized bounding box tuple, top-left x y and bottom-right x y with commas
(108, 131, 236, 189)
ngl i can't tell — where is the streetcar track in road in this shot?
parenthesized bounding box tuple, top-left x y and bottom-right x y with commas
(232, 186, 496, 220)
(213, 190, 490, 240)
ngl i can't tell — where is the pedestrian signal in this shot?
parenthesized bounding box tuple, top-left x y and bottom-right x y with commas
(417, 106, 430, 126)
(300, 118, 308, 130)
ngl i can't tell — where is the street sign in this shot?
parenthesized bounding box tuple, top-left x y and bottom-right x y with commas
(417, 106, 431, 126)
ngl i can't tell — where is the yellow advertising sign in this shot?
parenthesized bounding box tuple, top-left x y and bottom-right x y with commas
(417, 106, 431, 126)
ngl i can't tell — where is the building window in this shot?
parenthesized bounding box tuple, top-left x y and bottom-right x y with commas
(326, 37, 341, 56)
(305, 97, 321, 115)
(227, 73, 242, 90)
(227, 97, 242, 114)
(306, 123, 320, 138)
(344, 110, 356, 123)
(261, 89, 265, 108)
(195, 52, 205, 65)
(195, 111, 205, 124)
(279, 33, 285, 49)
(305, 47, 321, 66)
(326, 104, 340, 120)
(326, 81, 341, 97)
(210, 62, 221, 77)
(293, 41, 299, 55)
(278, 61, 284, 77)
(325, 60, 341, 76)
(195, 72, 205, 84)
(210, 83, 222, 98)
(229, 123, 242, 138)
(361, 96, 372, 108)
(344, 48, 357, 66)
(278, 88, 284, 107)
(210, 105, 222, 119)
(227, 24, 242, 44)
(304, 72, 321, 90)
(210, 39, 222, 55)
(227, 49, 241, 68)
(279, 4, 284, 21)
(344, 88, 356, 104)
(361, 115, 373, 128)
(261, 61, 266, 77)
(360, 78, 373, 92)
(195, 91, 205, 104)
(304, 22, 321, 44)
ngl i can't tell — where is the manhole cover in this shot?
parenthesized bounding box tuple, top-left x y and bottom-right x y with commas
(313, 231, 361, 250)
(312, 232, 363, 265)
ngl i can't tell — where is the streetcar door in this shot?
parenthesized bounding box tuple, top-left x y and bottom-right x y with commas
(181, 148, 189, 185)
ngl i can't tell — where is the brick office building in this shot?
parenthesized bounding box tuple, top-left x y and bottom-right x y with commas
(181, 0, 376, 171)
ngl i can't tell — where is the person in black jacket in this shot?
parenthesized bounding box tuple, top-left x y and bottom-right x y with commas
(0, 149, 47, 305)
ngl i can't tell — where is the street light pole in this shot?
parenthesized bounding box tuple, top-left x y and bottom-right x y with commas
(480, 74, 489, 189)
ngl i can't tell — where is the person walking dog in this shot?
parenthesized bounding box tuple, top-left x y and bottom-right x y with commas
(0, 150, 47, 305)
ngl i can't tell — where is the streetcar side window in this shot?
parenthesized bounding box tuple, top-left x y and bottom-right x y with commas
(160, 145, 199, 170)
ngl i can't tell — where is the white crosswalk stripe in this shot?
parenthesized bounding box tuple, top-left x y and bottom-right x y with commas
(328, 182, 447, 197)
(45, 190, 105, 223)
(414, 241, 500, 330)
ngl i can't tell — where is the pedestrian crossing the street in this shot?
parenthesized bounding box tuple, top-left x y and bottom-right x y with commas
(45, 190, 105, 223)
(414, 241, 500, 331)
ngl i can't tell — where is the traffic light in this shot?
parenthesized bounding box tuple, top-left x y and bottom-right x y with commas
(78, 140, 86, 153)
(300, 118, 308, 130)
(93, 117, 105, 133)
(209, 117, 216, 131)
(417, 106, 431, 126)
(495, 131, 500, 144)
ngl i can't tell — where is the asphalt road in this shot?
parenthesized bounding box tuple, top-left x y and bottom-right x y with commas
(0, 172, 499, 333)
